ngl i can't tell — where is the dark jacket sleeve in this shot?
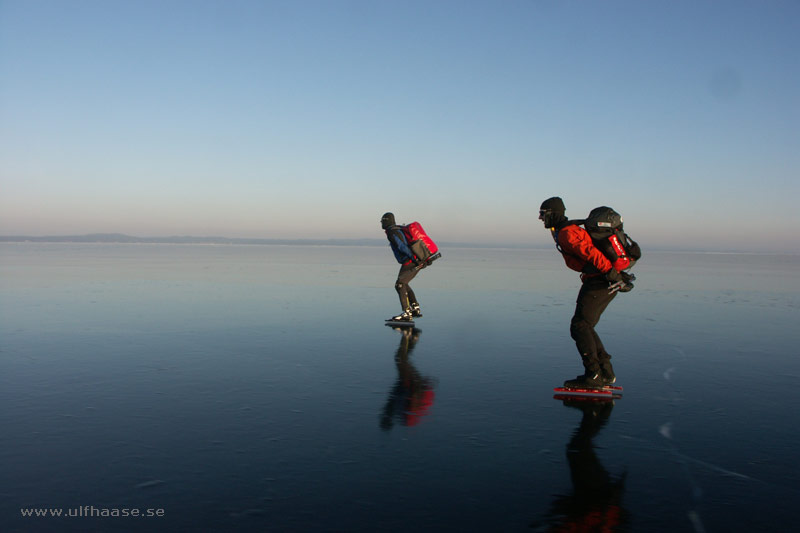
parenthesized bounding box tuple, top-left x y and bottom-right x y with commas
(387, 228, 415, 264)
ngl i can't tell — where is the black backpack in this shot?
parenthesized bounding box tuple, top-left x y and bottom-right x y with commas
(582, 206, 642, 269)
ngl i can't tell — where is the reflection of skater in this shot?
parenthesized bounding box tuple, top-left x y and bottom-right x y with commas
(381, 212, 424, 323)
(533, 399, 628, 531)
(539, 197, 621, 389)
(380, 328, 436, 430)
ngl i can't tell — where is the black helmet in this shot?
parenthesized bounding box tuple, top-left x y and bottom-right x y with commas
(381, 212, 396, 229)
(539, 197, 566, 228)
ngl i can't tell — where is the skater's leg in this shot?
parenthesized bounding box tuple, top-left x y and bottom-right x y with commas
(406, 285, 417, 307)
(570, 281, 617, 376)
(592, 331, 615, 383)
(394, 262, 419, 313)
(405, 285, 423, 316)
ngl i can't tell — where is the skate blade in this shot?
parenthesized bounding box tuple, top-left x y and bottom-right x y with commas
(385, 320, 415, 327)
(553, 385, 623, 398)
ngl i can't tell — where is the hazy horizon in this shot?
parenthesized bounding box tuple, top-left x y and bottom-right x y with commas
(2, 1, 798, 254)
(1, 231, 795, 255)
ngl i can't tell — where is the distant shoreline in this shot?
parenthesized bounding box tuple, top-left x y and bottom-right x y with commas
(0, 234, 796, 255)
(0, 233, 532, 250)
(0, 233, 384, 246)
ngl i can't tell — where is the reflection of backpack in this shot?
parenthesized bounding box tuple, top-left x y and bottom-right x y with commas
(582, 207, 641, 271)
(402, 222, 441, 265)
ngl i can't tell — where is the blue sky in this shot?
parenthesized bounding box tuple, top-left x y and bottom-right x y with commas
(1, 0, 798, 252)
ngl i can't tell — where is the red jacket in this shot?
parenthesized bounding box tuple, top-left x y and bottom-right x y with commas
(554, 224, 613, 276)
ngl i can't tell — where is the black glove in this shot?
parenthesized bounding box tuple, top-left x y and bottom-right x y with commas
(605, 269, 622, 283)
(618, 271, 635, 292)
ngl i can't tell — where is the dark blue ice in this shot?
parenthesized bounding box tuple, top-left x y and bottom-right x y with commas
(1, 243, 798, 531)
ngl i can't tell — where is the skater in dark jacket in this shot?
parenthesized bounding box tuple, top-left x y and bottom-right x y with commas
(381, 212, 423, 322)
(539, 197, 622, 389)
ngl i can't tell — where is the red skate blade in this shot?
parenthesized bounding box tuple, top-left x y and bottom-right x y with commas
(553, 385, 623, 398)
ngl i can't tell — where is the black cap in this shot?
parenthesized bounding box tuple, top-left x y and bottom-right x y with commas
(539, 197, 567, 229)
(381, 212, 396, 229)
(539, 197, 565, 214)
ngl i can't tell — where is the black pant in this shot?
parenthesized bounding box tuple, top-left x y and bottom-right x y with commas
(569, 278, 617, 373)
(395, 262, 419, 311)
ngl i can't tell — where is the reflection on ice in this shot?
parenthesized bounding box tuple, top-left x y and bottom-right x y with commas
(533, 399, 628, 531)
(380, 327, 436, 430)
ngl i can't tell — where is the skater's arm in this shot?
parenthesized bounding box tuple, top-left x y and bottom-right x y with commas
(389, 231, 415, 264)
(559, 227, 613, 274)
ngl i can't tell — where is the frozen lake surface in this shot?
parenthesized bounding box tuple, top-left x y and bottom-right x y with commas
(1, 243, 799, 531)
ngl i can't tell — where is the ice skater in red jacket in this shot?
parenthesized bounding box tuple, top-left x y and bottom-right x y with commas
(539, 197, 624, 389)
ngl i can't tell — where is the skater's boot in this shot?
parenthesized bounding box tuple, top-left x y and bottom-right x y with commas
(563, 371, 605, 390)
(410, 303, 423, 318)
(387, 308, 414, 322)
(565, 354, 604, 389)
(599, 360, 616, 384)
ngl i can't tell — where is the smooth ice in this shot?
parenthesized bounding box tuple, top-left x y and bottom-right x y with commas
(1, 243, 798, 531)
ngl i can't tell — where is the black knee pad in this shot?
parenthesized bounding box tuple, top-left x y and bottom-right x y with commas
(395, 281, 405, 292)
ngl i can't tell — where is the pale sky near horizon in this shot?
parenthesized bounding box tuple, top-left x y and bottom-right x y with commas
(1, 0, 798, 252)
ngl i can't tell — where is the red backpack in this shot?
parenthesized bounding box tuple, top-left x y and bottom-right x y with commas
(402, 221, 441, 264)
